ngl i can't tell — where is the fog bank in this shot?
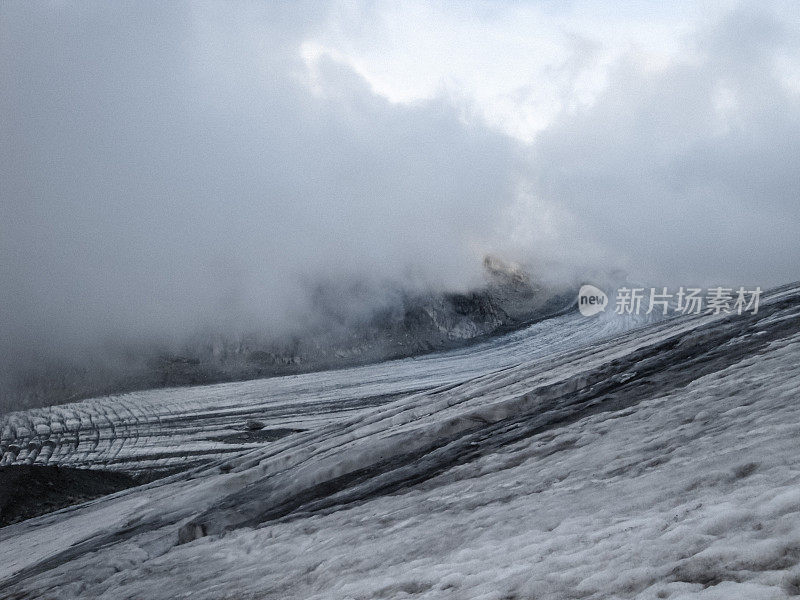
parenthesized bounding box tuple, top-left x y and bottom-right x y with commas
(3, 1, 800, 409)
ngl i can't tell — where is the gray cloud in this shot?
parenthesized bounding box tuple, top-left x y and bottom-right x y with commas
(525, 6, 800, 287)
(0, 2, 518, 372)
(2, 2, 800, 407)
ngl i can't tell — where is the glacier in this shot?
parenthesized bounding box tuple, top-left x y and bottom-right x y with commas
(1, 283, 800, 599)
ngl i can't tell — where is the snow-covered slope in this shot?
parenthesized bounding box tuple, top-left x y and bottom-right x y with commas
(0, 307, 635, 474)
(1, 283, 799, 599)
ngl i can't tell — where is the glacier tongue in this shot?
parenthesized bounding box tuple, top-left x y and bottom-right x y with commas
(2, 284, 800, 599)
(0, 306, 633, 475)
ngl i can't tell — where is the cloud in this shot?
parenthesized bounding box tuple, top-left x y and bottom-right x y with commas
(526, 6, 800, 286)
(2, 1, 800, 404)
(308, 1, 800, 287)
(0, 1, 520, 371)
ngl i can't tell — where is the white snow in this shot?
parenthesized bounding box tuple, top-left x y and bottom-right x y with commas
(2, 285, 800, 599)
(49, 334, 798, 600)
(0, 308, 643, 473)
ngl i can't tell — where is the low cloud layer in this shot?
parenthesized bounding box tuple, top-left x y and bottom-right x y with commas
(1, 2, 519, 367)
(2, 1, 800, 396)
(310, 1, 800, 287)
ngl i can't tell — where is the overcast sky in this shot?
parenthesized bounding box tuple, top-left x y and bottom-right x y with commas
(2, 0, 800, 361)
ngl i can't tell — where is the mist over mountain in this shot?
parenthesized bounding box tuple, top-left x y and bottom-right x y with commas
(2, 2, 800, 411)
(0, 3, 526, 408)
(5, 5, 800, 597)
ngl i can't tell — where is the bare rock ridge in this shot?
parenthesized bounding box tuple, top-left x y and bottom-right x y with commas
(145, 257, 571, 383)
(2, 257, 575, 412)
(0, 466, 144, 528)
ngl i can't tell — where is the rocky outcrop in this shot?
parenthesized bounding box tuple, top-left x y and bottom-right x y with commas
(1, 258, 575, 412)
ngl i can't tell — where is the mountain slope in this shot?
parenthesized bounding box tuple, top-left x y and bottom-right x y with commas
(1, 283, 799, 599)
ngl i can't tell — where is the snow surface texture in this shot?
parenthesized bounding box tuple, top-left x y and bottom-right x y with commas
(1, 283, 800, 599)
(0, 308, 637, 474)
